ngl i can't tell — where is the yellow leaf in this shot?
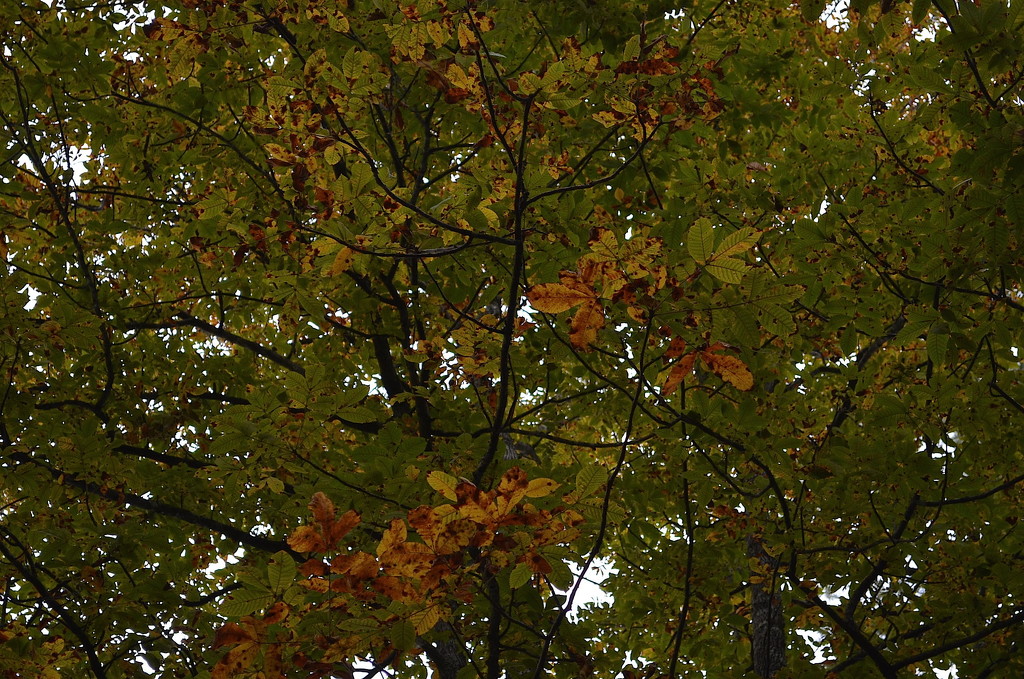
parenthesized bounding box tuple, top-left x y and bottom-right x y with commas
(329, 247, 355, 275)
(426, 20, 447, 47)
(211, 642, 258, 679)
(426, 470, 459, 501)
(376, 518, 408, 557)
(525, 478, 560, 498)
(702, 353, 754, 391)
(457, 23, 478, 51)
(526, 282, 594, 313)
(569, 301, 604, 348)
(410, 604, 442, 635)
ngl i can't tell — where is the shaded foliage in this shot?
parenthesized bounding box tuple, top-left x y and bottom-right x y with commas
(2, 0, 1024, 677)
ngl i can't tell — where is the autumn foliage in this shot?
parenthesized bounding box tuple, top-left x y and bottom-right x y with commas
(2, 0, 1024, 678)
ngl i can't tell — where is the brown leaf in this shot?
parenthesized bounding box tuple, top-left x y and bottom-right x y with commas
(435, 517, 478, 555)
(263, 643, 285, 679)
(665, 337, 688, 360)
(408, 505, 440, 545)
(299, 558, 328, 577)
(308, 492, 336, 526)
(371, 575, 419, 603)
(524, 549, 553, 574)
(379, 542, 435, 579)
(331, 551, 379, 579)
(496, 467, 529, 513)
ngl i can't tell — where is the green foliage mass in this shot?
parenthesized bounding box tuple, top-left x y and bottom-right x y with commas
(1, 0, 1023, 677)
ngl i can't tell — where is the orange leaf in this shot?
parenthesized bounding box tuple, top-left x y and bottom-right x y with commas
(287, 525, 325, 553)
(662, 353, 697, 395)
(213, 623, 254, 649)
(701, 353, 754, 391)
(569, 300, 604, 348)
(327, 509, 361, 545)
(526, 282, 595, 313)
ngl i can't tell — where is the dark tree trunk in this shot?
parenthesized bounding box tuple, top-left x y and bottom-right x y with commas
(747, 535, 786, 678)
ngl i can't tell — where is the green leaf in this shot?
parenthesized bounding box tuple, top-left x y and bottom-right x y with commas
(267, 553, 296, 592)
(509, 563, 533, 589)
(713, 227, 758, 259)
(220, 586, 274, 618)
(801, 0, 826, 22)
(927, 322, 949, 366)
(706, 258, 747, 284)
(912, 0, 931, 24)
(339, 618, 381, 634)
(687, 218, 715, 264)
(574, 465, 608, 501)
(391, 620, 416, 652)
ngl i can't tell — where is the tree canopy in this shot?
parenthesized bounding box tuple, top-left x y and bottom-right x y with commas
(2, 0, 1024, 677)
